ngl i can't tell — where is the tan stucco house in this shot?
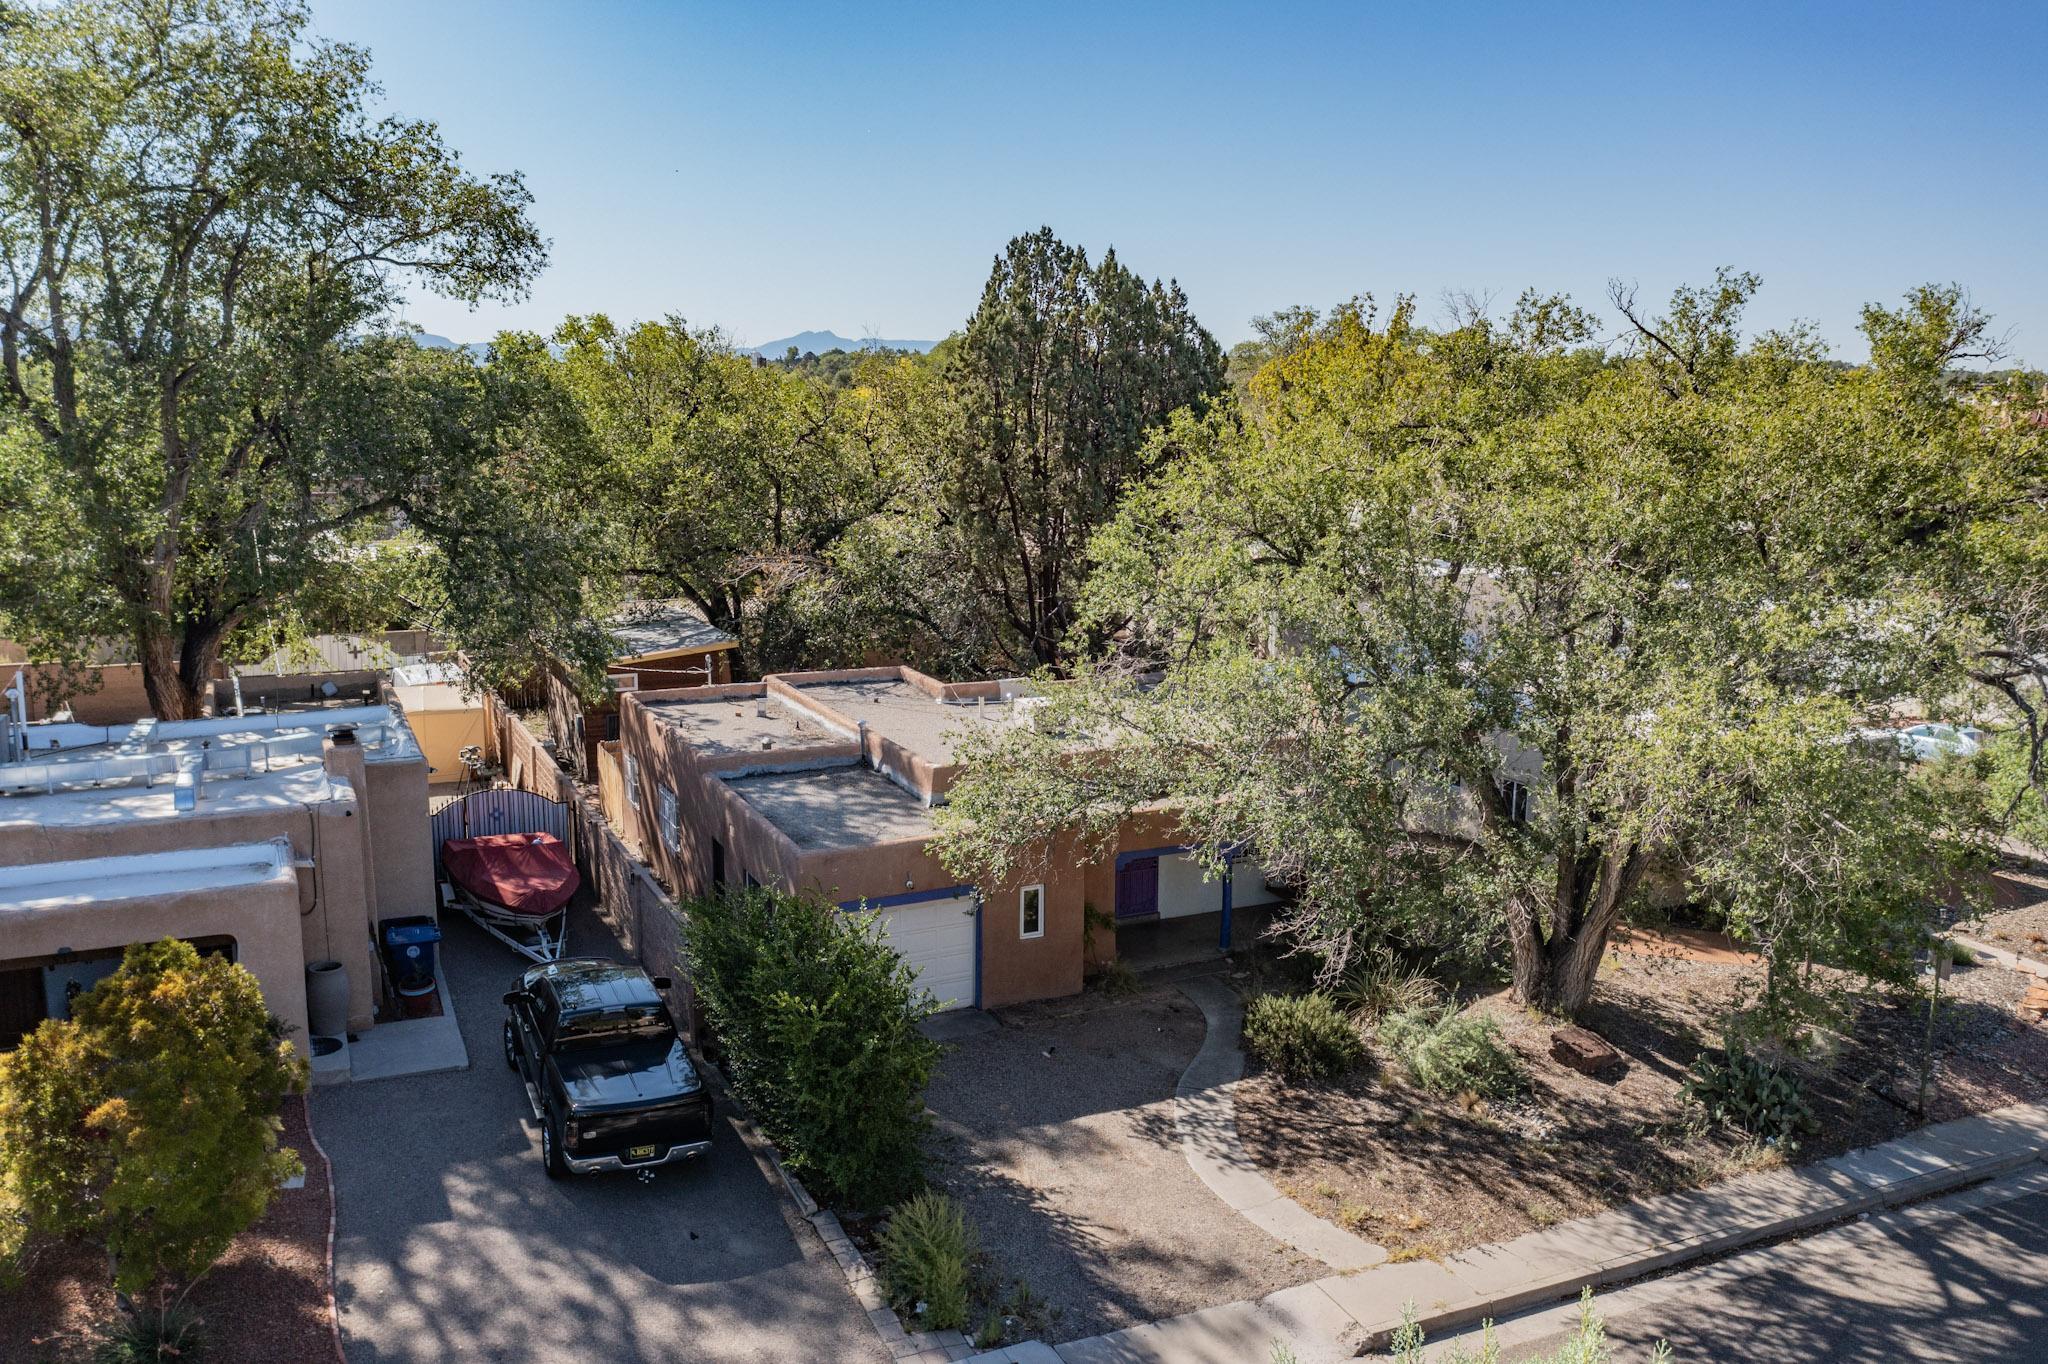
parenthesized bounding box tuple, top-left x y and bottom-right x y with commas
(0, 704, 435, 1054)
(613, 665, 1284, 1013)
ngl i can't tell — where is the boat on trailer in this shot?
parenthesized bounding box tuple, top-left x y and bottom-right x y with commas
(440, 831, 579, 963)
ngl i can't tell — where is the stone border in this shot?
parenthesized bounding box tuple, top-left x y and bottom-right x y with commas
(1173, 976, 1387, 1271)
(966, 1099, 2048, 1363)
(707, 1059, 976, 1364)
(303, 1096, 349, 1364)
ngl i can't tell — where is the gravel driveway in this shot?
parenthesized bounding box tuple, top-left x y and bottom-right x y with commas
(925, 979, 1323, 1341)
(312, 900, 886, 1364)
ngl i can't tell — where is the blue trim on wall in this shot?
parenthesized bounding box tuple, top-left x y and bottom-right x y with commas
(1219, 849, 1235, 951)
(1115, 843, 1188, 870)
(837, 884, 977, 912)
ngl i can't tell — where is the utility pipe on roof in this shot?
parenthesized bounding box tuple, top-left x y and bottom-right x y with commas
(149, 704, 395, 740)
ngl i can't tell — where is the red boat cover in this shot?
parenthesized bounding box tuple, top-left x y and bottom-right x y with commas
(442, 833, 580, 918)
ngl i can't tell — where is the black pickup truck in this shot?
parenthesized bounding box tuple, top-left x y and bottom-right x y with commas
(502, 957, 712, 1179)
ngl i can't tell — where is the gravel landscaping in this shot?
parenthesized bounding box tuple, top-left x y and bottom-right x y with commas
(922, 979, 1325, 1342)
(1966, 863, 2048, 954)
(1236, 945, 2048, 1265)
(0, 1095, 336, 1364)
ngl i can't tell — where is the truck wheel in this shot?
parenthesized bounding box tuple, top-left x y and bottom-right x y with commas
(542, 1114, 569, 1179)
(502, 1018, 519, 1070)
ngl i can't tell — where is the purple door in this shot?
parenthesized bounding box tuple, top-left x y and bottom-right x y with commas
(1116, 856, 1160, 920)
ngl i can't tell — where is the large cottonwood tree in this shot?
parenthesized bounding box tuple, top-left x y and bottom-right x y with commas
(938, 280, 2029, 1018)
(0, 0, 593, 717)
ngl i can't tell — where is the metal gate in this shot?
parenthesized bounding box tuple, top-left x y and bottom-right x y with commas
(430, 788, 570, 870)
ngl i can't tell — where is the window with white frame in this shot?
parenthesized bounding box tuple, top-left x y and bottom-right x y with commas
(1497, 778, 1531, 825)
(624, 753, 640, 809)
(658, 786, 680, 852)
(1019, 884, 1045, 940)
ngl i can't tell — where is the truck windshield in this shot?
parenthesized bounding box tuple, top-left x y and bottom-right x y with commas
(555, 1005, 675, 1046)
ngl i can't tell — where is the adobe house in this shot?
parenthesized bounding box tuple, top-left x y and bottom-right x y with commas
(614, 665, 1284, 1012)
(547, 600, 739, 781)
(0, 704, 435, 1053)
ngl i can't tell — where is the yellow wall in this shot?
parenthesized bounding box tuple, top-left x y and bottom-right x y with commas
(402, 705, 488, 783)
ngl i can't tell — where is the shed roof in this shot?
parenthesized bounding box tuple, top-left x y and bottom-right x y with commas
(607, 601, 737, 662)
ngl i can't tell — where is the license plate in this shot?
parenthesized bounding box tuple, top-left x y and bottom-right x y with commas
(627, 1144, 658, 1161)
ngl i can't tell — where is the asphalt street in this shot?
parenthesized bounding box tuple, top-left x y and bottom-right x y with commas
(311, 899, 887, 1364)
(1419, 1168, 2048, 1363)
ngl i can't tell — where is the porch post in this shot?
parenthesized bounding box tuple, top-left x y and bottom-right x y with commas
(1219, 851, 1234, 952)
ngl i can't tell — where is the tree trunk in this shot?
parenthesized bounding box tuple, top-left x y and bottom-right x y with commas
(1507, 836, 1643, 1017)
(137, 622, 220, 721)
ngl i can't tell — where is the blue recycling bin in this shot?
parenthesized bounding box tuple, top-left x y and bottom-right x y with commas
(380, 916, 442, 1004)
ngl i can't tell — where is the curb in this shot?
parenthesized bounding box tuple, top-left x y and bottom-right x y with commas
(975, 1098, 2048, 1363)
(705, 1059, 976, 1364)
(1953, 933, 2048, 978)
(1173, 976, 1386, 1271)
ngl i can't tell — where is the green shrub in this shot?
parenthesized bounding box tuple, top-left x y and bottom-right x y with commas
(1332, 950, 1443, 1021)
(878, 1192, 976, 1332)
(0, 940, 305, 1302)
(1244, 991, 1364, 1082)
(1379, 1005, 1524, 1099)
(1680, 1038, 1816, 1150)
(681, 888, 942, 1208)
(94, 1303, 206, 1364)
(1094, 958, 1140, 997)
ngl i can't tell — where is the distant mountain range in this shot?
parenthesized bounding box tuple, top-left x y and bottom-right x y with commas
(414, 333, 495, 360)
(749, 330, 936, 357)
(408, 329, 938, 361)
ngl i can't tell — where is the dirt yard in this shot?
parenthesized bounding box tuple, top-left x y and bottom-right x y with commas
(1967, 863, 2048, 955)
(1236, 944, 2048, 1263)
(918, 981, 1326, 1344)
(0, 1095, 336, 1364)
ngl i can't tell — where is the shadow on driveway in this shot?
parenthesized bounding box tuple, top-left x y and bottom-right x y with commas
(313, 900, 887, 1364)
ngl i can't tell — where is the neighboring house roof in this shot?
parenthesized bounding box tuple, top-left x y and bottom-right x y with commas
(606, 601, 737, 662)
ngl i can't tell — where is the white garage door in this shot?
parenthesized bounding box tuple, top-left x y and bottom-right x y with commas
(877, 894, 978, 1011)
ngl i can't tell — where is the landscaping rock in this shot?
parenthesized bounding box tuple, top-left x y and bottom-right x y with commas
(1550, 1025, 1625, 1080)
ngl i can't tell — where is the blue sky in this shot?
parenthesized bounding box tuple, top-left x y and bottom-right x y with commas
(309, 1, 2048, 363)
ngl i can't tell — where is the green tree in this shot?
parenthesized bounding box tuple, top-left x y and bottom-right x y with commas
(935, 227, 1225, 671)
(681, 887, 940, 1208)
(0, 939, 308, 1310)
(0, 0, 602, 717)
(937, 279, 2007, 1018)
(555, 314, 914, 676)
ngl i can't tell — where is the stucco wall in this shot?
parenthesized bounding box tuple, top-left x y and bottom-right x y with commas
(362, 754, 433, 923)
(0, 790, 378, 1032)
(10, 662, 153, 724)
(0, 870, 311, 1051)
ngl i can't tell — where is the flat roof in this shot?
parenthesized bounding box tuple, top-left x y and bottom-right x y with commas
(0, 840, 295, 911)
(0, 759, 347, 830)
(723, 764, 936, 851)
(608, 600, 737, 660)
(644, 693, 848, 759)
(787, 678, 1017, 767)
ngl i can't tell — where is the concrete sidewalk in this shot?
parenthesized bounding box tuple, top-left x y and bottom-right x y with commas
(965, 1099, 2048, 1364)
